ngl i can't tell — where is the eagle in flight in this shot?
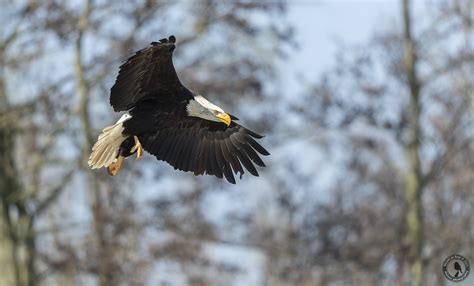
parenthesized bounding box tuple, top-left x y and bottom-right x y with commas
(88, 36, 269, 184)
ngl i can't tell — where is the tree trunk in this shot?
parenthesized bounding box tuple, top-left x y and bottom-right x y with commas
(0, 74, 17, 286)
(74, 1, 112, 286)
(402, 1, 424, 286)
(0, 75, 37, 286)
(0, 201, 17, 285)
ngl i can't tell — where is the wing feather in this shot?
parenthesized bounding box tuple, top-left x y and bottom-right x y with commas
(209, 135, 223, 178)
(201, 135, 210, 175)
(169, 132, 184, 168)
(141, 118, 268, 183)
(235, 147, 259, 176)
(243, 143, 266, 167)
(195, 130, 207, 175)
(179, 132, 193, 171)
(187, 130, 200, 171)
(214, 135, 226, 170)
(110, 36, 183, 112)
(222, 163, 235, 184)
(245, 134, 270, 156)
(223, 135, 244, 176)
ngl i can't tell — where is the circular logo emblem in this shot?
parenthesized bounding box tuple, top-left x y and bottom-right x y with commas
(443, 254, 470, 282)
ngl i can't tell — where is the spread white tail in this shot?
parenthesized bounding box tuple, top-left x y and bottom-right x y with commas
(88, 114, 131, 169)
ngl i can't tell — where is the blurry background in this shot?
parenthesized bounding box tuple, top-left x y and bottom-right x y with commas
(0, 0, 472, 285)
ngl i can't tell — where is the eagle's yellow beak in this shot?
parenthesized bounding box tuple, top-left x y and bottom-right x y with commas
(216, 112, 231, 126)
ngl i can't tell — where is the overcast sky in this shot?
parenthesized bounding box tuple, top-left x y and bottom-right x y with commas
(284, 1, 400, 94)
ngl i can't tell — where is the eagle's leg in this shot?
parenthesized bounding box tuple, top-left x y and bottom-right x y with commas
(130, 135, 144, 159)
(107, 155, 124, 176)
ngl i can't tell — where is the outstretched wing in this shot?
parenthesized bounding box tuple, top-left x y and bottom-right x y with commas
(110, 36, 181, 112)
(138, 119, 270, 184)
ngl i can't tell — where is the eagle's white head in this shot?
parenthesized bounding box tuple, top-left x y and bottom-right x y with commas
(186, 95, 231, 126)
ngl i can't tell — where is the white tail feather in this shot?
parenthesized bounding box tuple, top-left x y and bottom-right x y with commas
(88, 114, 131, 169)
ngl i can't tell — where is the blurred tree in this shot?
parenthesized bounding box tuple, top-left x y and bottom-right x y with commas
(1, 0, 292, 285)
(244, 0, 473, 285)
(1, 3, 74, 285)
(401, 0, 423, 285)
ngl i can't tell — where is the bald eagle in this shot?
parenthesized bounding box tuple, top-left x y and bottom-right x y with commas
(88, 35, 269, 184)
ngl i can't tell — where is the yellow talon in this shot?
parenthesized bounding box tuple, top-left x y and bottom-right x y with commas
(131, 135, 143, 159)
(107, 155, 124, 176)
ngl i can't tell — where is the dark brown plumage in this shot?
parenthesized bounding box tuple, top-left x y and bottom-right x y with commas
(110, 36, 183, 112)
(89, 35, 269, 183)
(137, 116, 269, 184)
